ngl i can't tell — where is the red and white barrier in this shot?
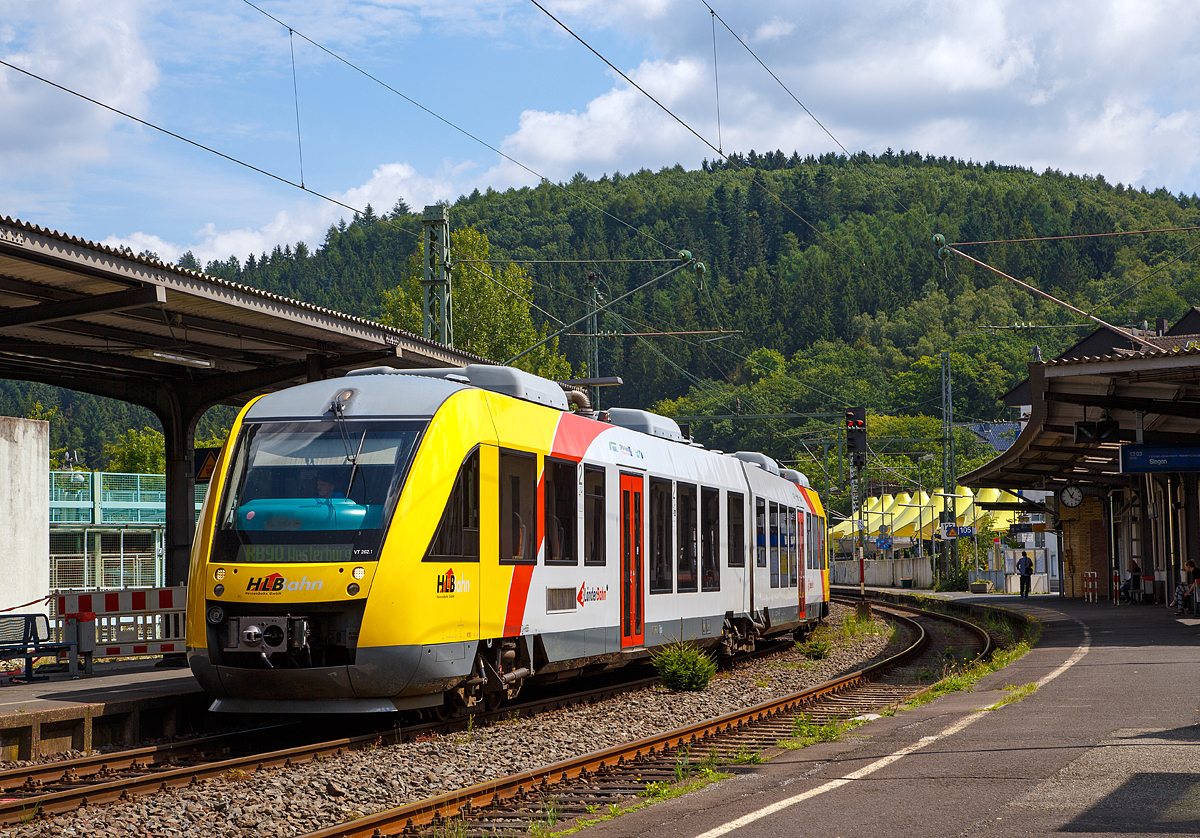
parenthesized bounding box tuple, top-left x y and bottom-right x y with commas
(53, 586, 186, 657)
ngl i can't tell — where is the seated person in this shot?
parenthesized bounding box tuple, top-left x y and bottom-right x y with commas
(315, 475, 345, 500)
(1119, 560, 1141, 603)
(1169, 560, 1198, 613)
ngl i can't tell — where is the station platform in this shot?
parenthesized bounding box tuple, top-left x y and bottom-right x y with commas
(0, 658, 208, 761)
(578, 590, 1200, 838)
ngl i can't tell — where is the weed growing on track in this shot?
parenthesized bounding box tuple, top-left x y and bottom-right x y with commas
(777, 714, 867, 750)
(731, 745, 764, 764)
(652, 641, 718, 691)
(429, 816, 469, 838)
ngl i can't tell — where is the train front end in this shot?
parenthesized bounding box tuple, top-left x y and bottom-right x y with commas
(186, 374, 464, 713)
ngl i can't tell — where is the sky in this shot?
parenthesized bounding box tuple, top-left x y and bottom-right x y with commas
(2, 0, 1198, 268)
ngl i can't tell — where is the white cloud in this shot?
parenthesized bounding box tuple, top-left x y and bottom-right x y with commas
(753, 17, 794, 43)
(100, 159, 466, 267)
(0, 0, 158, 170)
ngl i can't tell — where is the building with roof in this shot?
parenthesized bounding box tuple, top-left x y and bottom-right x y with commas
(960, 310, 1200, 602)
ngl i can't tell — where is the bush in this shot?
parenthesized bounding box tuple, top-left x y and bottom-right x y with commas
(796, 636, 831, 660)
(652, 641, 718, 691)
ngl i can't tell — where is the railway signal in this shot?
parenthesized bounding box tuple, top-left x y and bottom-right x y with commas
(845, 406, 867, 468)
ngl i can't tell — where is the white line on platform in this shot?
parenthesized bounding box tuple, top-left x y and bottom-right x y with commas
(692, 614, 1092, 838)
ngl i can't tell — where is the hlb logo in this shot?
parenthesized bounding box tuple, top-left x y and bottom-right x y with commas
(576, 583, 609, 607)
(246, 573, 323, 593)
(436, 567, 469, 596)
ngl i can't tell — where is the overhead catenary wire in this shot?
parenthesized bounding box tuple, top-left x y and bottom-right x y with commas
(700, 0, 935, 239)
(240, 0, 681, 257)
(951, 226, 1200, 246)
(527, 0, 871, 273)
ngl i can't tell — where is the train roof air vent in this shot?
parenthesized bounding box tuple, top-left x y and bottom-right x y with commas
(346, 364, 569, 410)
(732, 451, 781, 476)
(780, 468, 810, 488)
(606, 408, 686, 442)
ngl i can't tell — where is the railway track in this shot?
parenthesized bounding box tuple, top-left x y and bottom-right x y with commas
(0, 638, 805, 827)
(0, 598, 994, 833)
(295, 598, 994, 838)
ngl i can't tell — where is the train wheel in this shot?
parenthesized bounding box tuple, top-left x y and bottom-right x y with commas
(483, 691, 504, 712)
(430, 697, 454, 722)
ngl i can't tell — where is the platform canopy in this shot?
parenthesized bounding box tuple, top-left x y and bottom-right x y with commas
(0, 215, 487, 586)
(960, 346, 1200, 493)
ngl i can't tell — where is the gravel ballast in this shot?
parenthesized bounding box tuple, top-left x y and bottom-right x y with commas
(4, 603, 899, 838)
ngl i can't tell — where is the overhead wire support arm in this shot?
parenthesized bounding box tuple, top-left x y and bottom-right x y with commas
(932, 234, 1159, 350)
(506, 253, 702, 365)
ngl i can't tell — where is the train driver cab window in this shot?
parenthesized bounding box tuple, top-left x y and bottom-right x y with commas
(677, 483, 698, 592)
(499, 450, 536, 564)
(769, 502, 781, 588)
(649, 478, 673, 593)
(425, 448, 480, 562)
(755, 498, 767, 568)
(584, 466, 606, 566)
(701, 487, 719, 591)
(544, 458, 577, 565)
(727, 492, 745, 568)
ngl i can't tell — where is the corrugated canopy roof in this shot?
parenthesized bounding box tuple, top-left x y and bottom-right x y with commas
(0, 215, 486, 401)
(961, 345, 1200, 492)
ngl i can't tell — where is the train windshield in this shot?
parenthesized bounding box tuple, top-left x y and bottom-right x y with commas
(214, 420, 424, 563)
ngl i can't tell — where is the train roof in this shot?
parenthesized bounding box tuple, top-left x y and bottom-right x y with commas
(245, 374, 465, 421)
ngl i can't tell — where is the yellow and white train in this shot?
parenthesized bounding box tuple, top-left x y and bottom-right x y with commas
(186, 365, 830, 714)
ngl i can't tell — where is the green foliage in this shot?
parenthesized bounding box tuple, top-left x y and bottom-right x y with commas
(104, 427, 165, 474)
(380, 226, 572, 379)
(5, 151, 1200, 461)
(796, 635, 831, 660)
(651, 641, 718, 691)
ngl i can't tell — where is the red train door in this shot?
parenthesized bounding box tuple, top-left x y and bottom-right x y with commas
(620, 473, 644, 648)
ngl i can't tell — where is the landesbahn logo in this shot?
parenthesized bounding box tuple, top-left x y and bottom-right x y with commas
(577, 582, 608, 607)
(436, 567, 470, 596)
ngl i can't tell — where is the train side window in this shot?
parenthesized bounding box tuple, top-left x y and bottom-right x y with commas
(424, 448, 480, 562)
(584, 466, 606, 566)
(499, 449, 536, 564)
(677, 483, 698, 592)
(789, 508, 798, 587)
(649, 478, 673, 593)
(769, 501, 780, 588)
(727, 492, 745, 567)
(756, 498, 767, 568)
(701, 487, 719, 591)
(544, 458, 577, 565)
(807, 512, 817, 570)
(819, 517, 827, 569)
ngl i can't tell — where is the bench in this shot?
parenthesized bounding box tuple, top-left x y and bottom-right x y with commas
(0, 613, 82, 683)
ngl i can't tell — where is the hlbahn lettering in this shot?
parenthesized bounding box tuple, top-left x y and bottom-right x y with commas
(437, 567, 470, 596)
(246, 573, 323, 593)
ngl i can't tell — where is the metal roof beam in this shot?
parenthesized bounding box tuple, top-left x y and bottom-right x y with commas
(0, 285, 165, 329)
(1045, 389, 1200, 418)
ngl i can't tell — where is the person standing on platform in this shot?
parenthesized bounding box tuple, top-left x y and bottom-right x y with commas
(1017, 551, 1034, 598)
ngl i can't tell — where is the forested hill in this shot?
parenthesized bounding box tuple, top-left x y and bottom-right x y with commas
(4, 150, 1199, 468)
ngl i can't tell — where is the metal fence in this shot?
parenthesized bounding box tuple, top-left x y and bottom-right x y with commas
(48, 471, 209, 593)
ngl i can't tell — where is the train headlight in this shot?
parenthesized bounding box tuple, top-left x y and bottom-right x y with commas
(214, 567, 226, 581)
(206, 605, 226, 625)
(214, 584, 225, 596)
(347, 583, 360, 596)
(352, 566, 365, 580)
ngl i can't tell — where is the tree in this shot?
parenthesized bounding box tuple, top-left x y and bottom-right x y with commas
(381, 227, 572, 379)
(24, 400, 68, 469)
(104, 427, 166, 474)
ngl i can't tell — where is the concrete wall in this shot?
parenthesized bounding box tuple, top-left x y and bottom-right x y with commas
(0, 417, 49, 614)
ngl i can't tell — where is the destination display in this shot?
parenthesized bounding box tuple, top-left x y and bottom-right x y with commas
(1120, 445, 1200, 473)
(236, 544, 354, 564)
